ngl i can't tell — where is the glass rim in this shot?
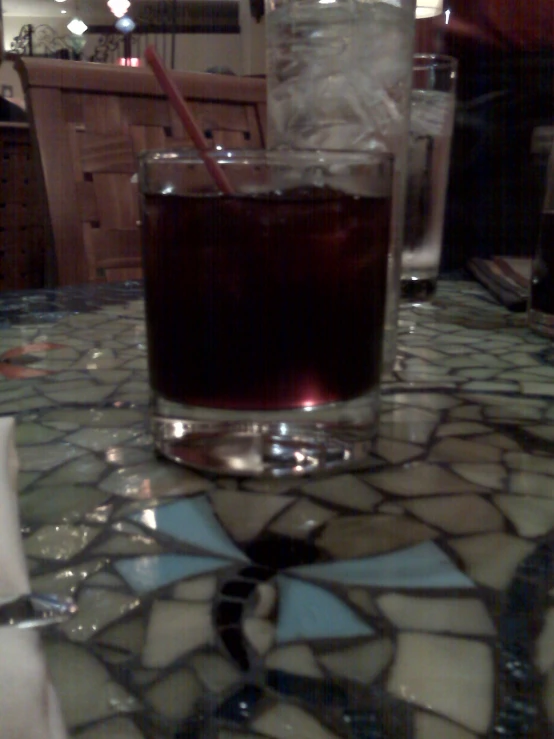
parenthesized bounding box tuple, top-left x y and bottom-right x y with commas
(139, 147, 394, 167)
(413, 53, 458, 72)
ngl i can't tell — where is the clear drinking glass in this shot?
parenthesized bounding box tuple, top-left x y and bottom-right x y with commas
(401, 54, 458, 302)
(139, 148, 393, 477)
(265, 0, 416, 153)
(265, 0, 417, 372)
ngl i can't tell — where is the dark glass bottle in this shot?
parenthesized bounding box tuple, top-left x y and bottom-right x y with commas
(529, 139, 554, 338)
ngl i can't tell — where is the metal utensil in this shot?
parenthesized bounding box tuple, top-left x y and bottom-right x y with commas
(0, 593, 77, 629)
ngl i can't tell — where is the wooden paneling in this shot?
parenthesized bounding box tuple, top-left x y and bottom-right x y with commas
(88, 229, 144, 282)
(75, 181, 99, 223)
(82, 95, 128, 136)
(128, 125, 168, 154)
(93, 175, 140, 230)
(119, 96, 172, 128)
(77, 133, 136, 174)
(212, 130, 252, 148)
(0, 123, 48, 291)
(61, 92, 85, 125)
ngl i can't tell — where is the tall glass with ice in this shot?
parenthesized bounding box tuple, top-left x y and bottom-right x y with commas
(401, 54, 458, 302)
(140, 149, 393, 478)
(265, 0, 416, 370)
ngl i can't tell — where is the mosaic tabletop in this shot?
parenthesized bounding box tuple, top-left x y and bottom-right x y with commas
(1, 279, 554, 739)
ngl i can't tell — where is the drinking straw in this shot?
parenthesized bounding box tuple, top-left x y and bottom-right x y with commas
(144, 45, 234, 195)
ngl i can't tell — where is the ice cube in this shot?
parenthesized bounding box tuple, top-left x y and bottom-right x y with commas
(410, 90, 455, 138)
(267, 0, 414, 153)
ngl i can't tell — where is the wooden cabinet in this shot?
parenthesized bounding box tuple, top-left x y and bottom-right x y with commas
(0, 123, 48, 290)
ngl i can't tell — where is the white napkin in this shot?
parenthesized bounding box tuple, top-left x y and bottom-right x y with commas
(0, 417, 68, 739)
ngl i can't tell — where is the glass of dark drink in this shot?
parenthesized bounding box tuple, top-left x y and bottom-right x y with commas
(139, 149, 393, 476)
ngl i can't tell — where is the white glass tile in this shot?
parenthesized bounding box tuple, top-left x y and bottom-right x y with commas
(450, 533, 535, 590)
(388, 633, 493, 733)
(319, 638, 393, 684)
(377, 594, 495, 635)
(142, 600, 214, 668)
(210, 490, 293, 541)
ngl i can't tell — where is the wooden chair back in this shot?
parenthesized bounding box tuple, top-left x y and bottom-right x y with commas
(14, 58, 267, 285)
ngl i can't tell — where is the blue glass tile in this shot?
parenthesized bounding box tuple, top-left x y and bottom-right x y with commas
(130, 497, 248, 561)
(115, 554, 231, 593)
(276, 576, 374, 643)
(290, 541, 475, 589)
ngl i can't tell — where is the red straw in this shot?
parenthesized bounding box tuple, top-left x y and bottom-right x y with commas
(144, 45, 234, 195)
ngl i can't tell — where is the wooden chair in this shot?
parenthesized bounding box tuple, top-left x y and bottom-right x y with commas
(14, 58, 267, 285)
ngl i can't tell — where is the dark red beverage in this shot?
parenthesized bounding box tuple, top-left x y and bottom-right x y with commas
(142, 187, 391, 411)
(530, 211, 554, 315)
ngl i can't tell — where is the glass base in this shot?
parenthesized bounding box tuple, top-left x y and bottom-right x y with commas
(401, 277, 437, 303)
(151, 392, 381, 477)
(528, 308, 554, 338)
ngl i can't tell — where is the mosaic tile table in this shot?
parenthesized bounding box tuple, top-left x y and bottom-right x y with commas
(1, 279, 554, 739)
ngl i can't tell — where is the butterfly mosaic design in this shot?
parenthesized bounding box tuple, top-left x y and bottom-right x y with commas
(115, 495, 474, 672)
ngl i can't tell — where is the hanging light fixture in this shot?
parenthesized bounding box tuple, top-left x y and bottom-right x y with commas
(415, 0, 443, 18)
(67, 0, 88, 36)
(107, 0, 131, 19)
(67, 17, 88, 34)
(115, 15, 136, 33)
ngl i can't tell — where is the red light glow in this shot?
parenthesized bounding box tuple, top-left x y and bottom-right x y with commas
(118, 57, 141, 67)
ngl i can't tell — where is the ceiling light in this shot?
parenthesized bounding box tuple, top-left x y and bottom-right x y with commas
(107, 0, 131, 18)
(67, 17, 88, 35)
(61, 9, 67, 13)
(115, 15, 136, 33)
(54, 0, 67, 3)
